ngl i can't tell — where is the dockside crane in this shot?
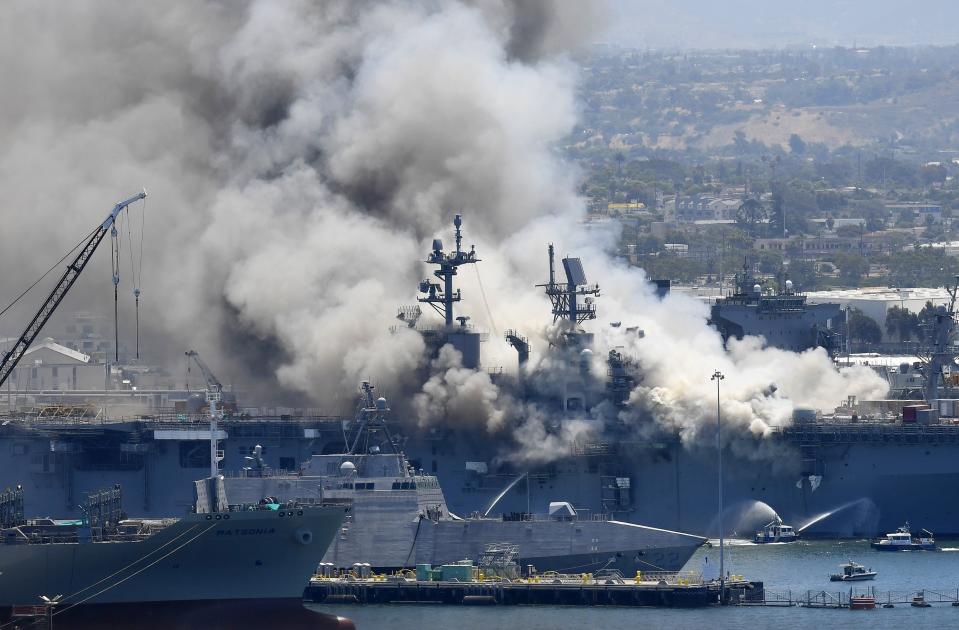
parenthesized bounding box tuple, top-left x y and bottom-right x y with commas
(0, 192, 147, 390)
(185, 350, 225, 478)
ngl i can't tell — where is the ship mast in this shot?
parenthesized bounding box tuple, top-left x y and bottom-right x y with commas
(347, 381, 399, 456)
(537, 244, 600, 326)
(417, 214, 479, 327)
(919, 277, 959, 403)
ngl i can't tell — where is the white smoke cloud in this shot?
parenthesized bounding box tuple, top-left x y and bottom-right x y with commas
(0, 0, 889, 463)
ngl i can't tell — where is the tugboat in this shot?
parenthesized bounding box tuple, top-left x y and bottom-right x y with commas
(753, 517, 799, 544)
(829, 561, 877, 582)
(870, 522, 936, 551)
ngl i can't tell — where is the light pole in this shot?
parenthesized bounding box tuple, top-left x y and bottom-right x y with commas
(711, 369, 725, 602)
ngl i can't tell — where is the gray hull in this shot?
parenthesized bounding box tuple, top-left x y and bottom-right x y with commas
(218, 453, 704, 574)
(328, 516, 701, 573)
(0, 506, 345, 607)
(2, 417, 958, 540)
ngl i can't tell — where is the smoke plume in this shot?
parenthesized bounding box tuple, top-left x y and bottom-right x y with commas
(0, 1, 887, 463)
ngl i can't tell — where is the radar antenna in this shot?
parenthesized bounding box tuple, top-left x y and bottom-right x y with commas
(536, 244, 600, 325)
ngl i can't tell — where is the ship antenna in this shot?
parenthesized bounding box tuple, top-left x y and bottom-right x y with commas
(417, 214, 480, 328)
(454, 213, 463, 254)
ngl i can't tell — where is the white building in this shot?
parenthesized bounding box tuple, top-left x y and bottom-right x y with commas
(5, 338, 107, 391)
(805, 287, 951, 331)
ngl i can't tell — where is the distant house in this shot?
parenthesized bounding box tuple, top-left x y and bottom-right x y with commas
(885, 202, 942, 226)
(754, 235, 877, 256)
(6, 338, 106, 390)
(675, 195, 741, 222)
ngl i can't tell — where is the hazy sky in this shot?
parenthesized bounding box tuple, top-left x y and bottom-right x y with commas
(602, 0, 959, 50)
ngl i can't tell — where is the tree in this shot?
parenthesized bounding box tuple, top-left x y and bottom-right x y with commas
(884, 305, 918, 341)
(736, 198, 767, 236)
(832, 252, 868, 286)
(788, 259, 818, 291)
(847, 308, 882, 344)
(769, 187, 785, 237)
(917, 301, 939, 344)
(788, 133, 807, 155)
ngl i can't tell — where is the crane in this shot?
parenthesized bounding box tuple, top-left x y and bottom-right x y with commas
(185, 350, 225, 478)
(0, 192, 146, 390)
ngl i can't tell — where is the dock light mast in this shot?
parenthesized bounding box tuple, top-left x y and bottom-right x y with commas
(0, 192, 146, 390)
(711, 369, 726, 601)
(185, 350, 225, 478)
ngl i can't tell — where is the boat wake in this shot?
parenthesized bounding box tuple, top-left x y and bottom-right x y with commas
(707, 538, 756, 547)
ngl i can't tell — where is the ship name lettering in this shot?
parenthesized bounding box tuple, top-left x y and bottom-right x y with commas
(215, 528, 277, 536)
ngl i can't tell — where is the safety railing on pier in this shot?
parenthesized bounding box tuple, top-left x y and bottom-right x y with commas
(731, 587, 959, 608)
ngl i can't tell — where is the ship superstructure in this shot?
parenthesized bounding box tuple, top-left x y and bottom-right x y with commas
(708, 261, 845, 354)
(216, 382, 705, 574)
(406, 213, 484, 369)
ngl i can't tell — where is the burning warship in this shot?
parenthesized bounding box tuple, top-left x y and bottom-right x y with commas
(3, 214, 959, 542)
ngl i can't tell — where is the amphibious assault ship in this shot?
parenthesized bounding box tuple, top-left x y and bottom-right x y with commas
(708, 261, 845, 355)
(4, 212, 959, 544)
(217, 382, 705, 574)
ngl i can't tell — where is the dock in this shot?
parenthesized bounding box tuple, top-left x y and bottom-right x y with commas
(728, 586, 959, 609)
(305, 571, 763, 608)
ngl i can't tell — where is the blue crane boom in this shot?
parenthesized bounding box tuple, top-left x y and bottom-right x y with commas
(0, 191, 146, 389)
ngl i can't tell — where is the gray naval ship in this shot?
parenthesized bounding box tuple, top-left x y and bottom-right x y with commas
(217, 382, 705, 574)
(708, 261, 845, 355)
(0, 476, 347, 627)
(3, 213, 959, 544)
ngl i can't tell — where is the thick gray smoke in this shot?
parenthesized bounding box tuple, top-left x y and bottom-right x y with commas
(0, 1, 886, 463)
(0, 0, 598, 405)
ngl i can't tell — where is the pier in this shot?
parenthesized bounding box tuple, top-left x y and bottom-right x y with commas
(305, 572, 763, 608)
(728, 586, 959, 609)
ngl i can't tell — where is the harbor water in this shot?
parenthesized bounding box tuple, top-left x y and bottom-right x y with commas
(310, 538, 959, 629)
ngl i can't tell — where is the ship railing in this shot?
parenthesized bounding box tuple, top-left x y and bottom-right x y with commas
(493, 512, 613, 523)
(776, 421, 959, 443)
(636, 570, 705, 585)
(570, 441, 618, 456)
(533, 570, 705, 586)
(219, 468, 300, 479)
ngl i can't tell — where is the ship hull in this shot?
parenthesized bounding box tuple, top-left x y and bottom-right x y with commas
(419, 434, 959, 537)
(4, 419, 959, 539)
(870, 543, 936, 551)
(0, 599, 355, 630)
(219, 473, 705, 574)
(0, 506, 346, 607)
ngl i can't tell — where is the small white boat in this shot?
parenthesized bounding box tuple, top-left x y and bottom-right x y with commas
(871, 522, 936, 551)
(829, 561, 877, 582)
(753, 517, 798, 544)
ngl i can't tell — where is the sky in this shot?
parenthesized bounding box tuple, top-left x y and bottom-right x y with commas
(601, 0, 959, 50)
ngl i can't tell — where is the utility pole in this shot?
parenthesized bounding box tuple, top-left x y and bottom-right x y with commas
(711, 369, 726, 602)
